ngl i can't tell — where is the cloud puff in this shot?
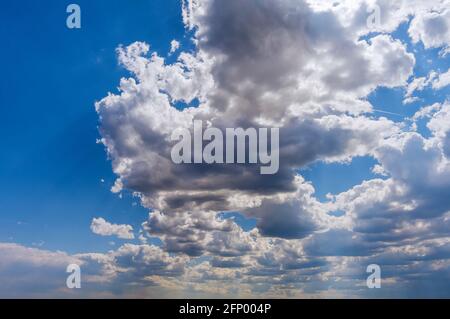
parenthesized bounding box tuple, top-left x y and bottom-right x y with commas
(90, 217, 135, 239)
(403, 67, 450, 103)
(409, 4, 450, 53)
(169, 40, 180, 54)
(432, 68, 450, 90)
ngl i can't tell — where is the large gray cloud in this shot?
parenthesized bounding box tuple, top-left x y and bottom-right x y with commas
(96, 0, 413, 216)
(90, 0, 450, 297)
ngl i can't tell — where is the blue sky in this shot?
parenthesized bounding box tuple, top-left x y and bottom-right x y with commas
(1, 0, 450, 298)
(0, 0, 186, 253)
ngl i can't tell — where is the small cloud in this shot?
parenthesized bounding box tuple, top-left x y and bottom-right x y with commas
(90, 217, 134, 240)
(372, 164, 388, 177)
(169, 40, 180, 55)
(111, 179, 123, 194)
(138, 234, 148, 244)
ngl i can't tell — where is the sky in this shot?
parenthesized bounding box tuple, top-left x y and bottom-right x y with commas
(0, 0, 185, 253)
(1, 0, 450, 298)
